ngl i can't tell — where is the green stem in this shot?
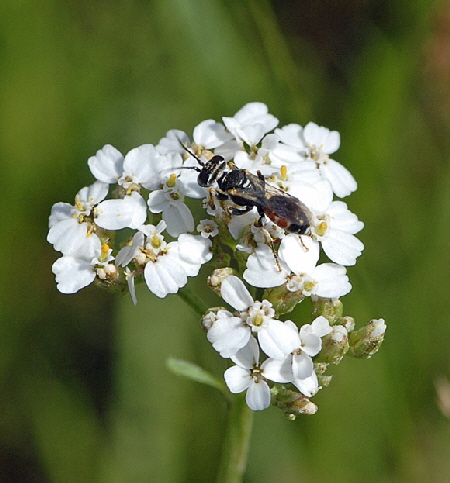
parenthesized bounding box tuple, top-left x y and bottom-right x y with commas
(177, 285, 208, 317)
(216, 393, 254, 483)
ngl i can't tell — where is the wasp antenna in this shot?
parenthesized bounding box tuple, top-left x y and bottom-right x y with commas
(176, 135, 206, 167)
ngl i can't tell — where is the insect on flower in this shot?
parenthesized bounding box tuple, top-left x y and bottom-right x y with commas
(179, 142, 313, 235)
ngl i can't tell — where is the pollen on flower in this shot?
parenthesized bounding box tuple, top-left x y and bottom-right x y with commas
(167, 173, 177, 188)
(101, 243, 110, 258)
(315, 221, 328, 236)
(280, 164, 288, 181)
(151, 235, 161, 248)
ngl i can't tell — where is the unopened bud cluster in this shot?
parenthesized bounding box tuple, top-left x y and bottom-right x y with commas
(47, 102, 386, 415)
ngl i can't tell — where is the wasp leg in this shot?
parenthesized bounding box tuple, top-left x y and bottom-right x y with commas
(229, 205, 253, 216)
(254, 207, 282, 272)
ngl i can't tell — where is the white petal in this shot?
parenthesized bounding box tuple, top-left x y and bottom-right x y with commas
(207, 316, 250, 358)
(224, 365, 250, 393)
(47, 219, 88, 255)
(246, 379, 271, 410)
(293, 372, 319, 397)
(304, 123, 340, 154)
(147, 189, 169, 213)
(310, 316, 333, 337)
(95, 192, 147, 230)
(327, 201, 364, 234)
(176, 234, 212, 267)
(116, 232, 145, 266)
(144, 255, 187, 298)
(243, 244, 288, 288)
(162, 202, 194, 237)
(52, 256, 96, 293)
(278, 234, 319, 274)
(299, 333, 322, 357)
(48, 202, 72, 228)
(262, 356, 293, 383)
(88, 145, 124, 183)
(322, 231, 364, 266)
(221, 276, 254, 311)
(233, 102, 278, 132)
(122, 144, 159, 185)
(292, 352, 314, 380)
(193, 119, 233, 148)
(78, 181, 109, 206)
(231, 336, 259, 369)
(321, 160, 357, 198)
(274, 124, 305, 149)
(311, 263, 351, 298)
(257, 319, 299, 359)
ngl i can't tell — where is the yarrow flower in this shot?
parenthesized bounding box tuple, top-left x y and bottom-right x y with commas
(48, 102, 386, 415)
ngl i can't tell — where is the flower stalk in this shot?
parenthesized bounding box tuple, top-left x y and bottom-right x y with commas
(216, 393, 254, 483)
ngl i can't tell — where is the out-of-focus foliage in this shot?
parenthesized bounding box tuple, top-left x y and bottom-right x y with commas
(1, 0, 450, 482)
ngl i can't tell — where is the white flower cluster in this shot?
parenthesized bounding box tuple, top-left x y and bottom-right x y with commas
(48, 102, 382, 414)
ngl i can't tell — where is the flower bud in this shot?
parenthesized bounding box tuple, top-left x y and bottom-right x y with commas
(263, 285, 305, 316)
(348, 318, 386, 358)
(316, 325, 349, 364)
(207, 268, 235, 296)
(311, 296, 343, 322)
(273, 387, 318, 419)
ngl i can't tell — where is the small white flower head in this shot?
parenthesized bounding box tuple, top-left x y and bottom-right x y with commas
(88, 144, 162, 193)
(197, 219, 219, 238)
(273, 317, 332, 397)
(222, 102, 279, 147)
(51, 234, 111, 294)
(310, 200, 364, 266)
(279, 235, 352, 298)
(224, 336, 272, 411)
(146, 146, 209, 237)
(141, 233, 212, 298)
(275, 122, 357, 197)
(219, 276, 299, 359)
(47, 181, 109, 256)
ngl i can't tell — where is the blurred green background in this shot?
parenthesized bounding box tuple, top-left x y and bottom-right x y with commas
(2, 0, 450, 481)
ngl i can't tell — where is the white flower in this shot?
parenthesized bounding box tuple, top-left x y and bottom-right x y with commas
(146, 149, 206, 237)
(116, 221, 167, 267)
(231, 133, 281, 177)
(51, 234, 109, 293)
(147, 181, 195, 237)
(212, 276, 299, 359)
(275, 122, 356, 197)
(197, 219, 219, 238)
(311, 201, 364, 266)
(139, 231, 211, 298)
(47, 181, 108, 255)
(263, 317, 332, 397)
(88, 144, 162, 192)
(279, 234, 352, 298)
(222, 102, 279, 146)
(224, 336, 272, 411)
(266, 164, 333, 213)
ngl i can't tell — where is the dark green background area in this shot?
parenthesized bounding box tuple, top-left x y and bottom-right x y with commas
(1, 1, 450, 481)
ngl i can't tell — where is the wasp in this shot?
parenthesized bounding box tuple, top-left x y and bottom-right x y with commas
(180, 143, 312, 235)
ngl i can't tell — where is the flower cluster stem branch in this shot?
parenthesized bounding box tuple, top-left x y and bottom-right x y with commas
(216, 393, 254, 483)
(177, 285, 209, 317)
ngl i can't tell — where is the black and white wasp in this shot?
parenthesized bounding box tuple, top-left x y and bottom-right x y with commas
(179, 142, 312, 235)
